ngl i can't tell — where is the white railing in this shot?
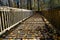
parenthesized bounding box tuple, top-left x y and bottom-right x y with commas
(0, 7, 33, 35)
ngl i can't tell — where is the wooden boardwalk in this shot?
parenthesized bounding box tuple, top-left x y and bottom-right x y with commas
(2, 13, 60, 40)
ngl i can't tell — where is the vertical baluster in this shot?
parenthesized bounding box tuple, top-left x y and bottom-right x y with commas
(13, 11, 15, 24)
(26, 11, 28, 17)
(26, 11, 27, 17)
(8, 11, 10, 27)
(15, 11, 16, 23)
(4, 11, 7, 29)
(23, 10, 24, 19)
(25, 11, 26, 18)
(9, 10, 11, 27)
(0, 13, 1, 32)
(16, 11, 17, 22)
(6, 11, 9, 28)
(20, 10, 21, 20)
(17, 11, 18, 22)
(1, 11, 5, 30)
(28, 11, 29, 17)
(10, 10, 13, 26)
(23, 11, 25, 19)
(16, 12, 18, 22)
(25, 11, 27, 18)
(4, 11, 6, 29)
(20, 10, 22, 20)
(11, 10, 13, 25)
(17, 12, 19, 21)
(25, 12, 27, 17)
(18, 12, 20, 21)
(22, 11, 24, 19)
(21, 10, 22, 20)
(15, 11, 17, 23)
(6, 11, 8, 29)
(7, 11, 9, 28)
(13, 10, 14, 24)
(0, 11, 2, 32)
(13, 11, 15, 23)
(11, 10, 14, 25)
(29, 11, 30, 17)
(0, 19, 1, 32)
(21, 10, 23, 20)
(10, 10, 12, 26)
(19, 12, 20, 21)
